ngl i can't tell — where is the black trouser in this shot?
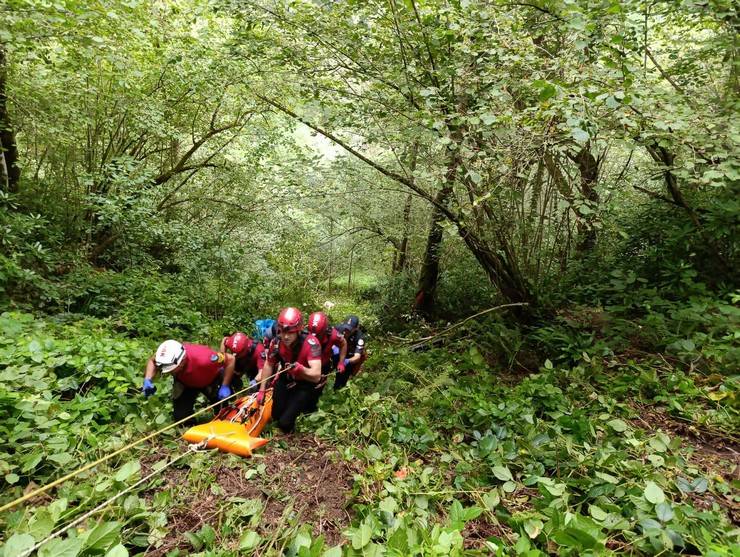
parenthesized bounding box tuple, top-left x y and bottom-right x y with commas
(271, 375, 317, 433)
(333, 361, 356, 390)
(307, 363, 332, 412)
(172, 380, 219, 425)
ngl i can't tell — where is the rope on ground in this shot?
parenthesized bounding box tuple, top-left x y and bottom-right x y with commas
(19, 437, 217, 557)
(406, 303, 529, 349)
(0, 381, 260, 514)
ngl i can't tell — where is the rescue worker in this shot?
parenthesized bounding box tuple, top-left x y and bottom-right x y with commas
(306, 311, 347, 410)
(220, 332, 262, 383)
(256, 307, 322, 433)
(141, 340, 236, 424)
(334, 315, 367, 390)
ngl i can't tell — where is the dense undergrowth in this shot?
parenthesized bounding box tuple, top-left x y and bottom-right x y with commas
(0, 275, 737, 556)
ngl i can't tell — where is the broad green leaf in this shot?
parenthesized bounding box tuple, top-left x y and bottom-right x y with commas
(366, 445, 382, 461)
(28, 510, 55, 539)
(656, 502, 674, 522)
(114, 460, 140, 483)
(379, 496, 397, 514)
(595, 471, 619, 484)
(47, 453, 73, 466)
(238, 531, 260, 551)
(482, 490, 500, 510)
(524, 518, 543, 539)
(649, 437, 668, 452)
(541, 480, 566, 496)
(691, 477, 708, 493)
(589, 505, 607, 521)
(82, 521, 121, 552)
(198, 524, 215, 547)
(351, 521, 372, 549)
(38, 537, 84, 557)
(607, 419, 628, 433)
(644, 481, 665, 504)
(552, 527, 598, 549)
(572, 127, 590, 145)
(105, 545, 128, 557)
(492, 465, 513, 482)
(184, 532, 202, 550)
(3, 533, 35, 557)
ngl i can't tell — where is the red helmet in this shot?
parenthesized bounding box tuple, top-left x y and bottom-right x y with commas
(225, 332, 252, 357)
(307, 311, 329, 339)
(277, 307, 303, 334)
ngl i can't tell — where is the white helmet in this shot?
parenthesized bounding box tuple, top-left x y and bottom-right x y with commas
(155, 340, 186, 373)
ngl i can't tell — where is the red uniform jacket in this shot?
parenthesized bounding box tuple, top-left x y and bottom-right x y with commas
(175, 343, 224, 389)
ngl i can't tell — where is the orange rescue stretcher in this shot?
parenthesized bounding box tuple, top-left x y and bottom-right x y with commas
(182, 389, 273, 457)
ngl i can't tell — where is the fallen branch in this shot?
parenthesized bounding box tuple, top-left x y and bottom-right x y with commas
(407, 303, 529, 349)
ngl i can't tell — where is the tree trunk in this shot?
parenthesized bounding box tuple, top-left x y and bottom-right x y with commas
(0, 45, 21, 194)
(414, 144, 459, 315)
(457, 224, 536, 317)
(414, 183, 453, 316)
(570, 145, 600, 253)
(396, 193, 413, 272)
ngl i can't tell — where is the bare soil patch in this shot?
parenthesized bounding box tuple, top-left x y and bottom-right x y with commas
(628, 402, 739, 482)
(462, 517, 513, 550)
(628, 402, 739, 525)
(146, 434, 354, 555)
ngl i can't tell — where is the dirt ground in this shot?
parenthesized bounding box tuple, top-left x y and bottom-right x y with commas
(628, 402, 740, 524)
(143, 434, 355, 555)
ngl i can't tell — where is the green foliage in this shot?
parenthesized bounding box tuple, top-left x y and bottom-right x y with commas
(0, 312, 158, 492)
(305, 334, 738, 555)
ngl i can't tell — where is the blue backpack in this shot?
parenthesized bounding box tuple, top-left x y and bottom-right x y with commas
(254, 319, 277, 342)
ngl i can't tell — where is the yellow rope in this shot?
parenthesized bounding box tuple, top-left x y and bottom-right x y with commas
(0, 383, 255, 513)
(19, 440, 216, 557)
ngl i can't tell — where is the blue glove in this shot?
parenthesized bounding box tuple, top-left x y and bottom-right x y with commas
(249, 379, 257, 388)
(217, 385, 232, 401)
(343, 358, 351, 367)
(142, 378, 156, 397)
